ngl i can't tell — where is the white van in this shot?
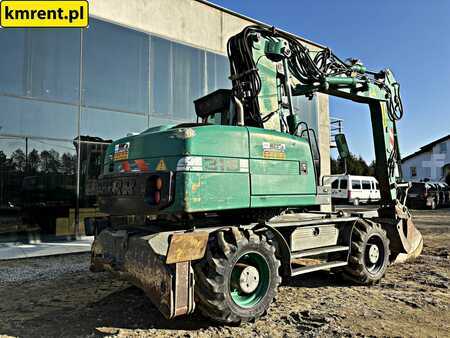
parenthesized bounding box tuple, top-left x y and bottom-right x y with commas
(329, 175, 380, 206)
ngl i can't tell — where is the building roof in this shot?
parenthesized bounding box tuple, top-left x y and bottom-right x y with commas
(402, 134, 450, 163)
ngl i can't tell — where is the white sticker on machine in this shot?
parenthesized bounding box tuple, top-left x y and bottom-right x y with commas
(262, 142, 286, 159)
(113, 142, 130, 161)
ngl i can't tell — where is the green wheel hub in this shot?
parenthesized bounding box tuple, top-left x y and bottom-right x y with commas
(229, 252, 270, 308)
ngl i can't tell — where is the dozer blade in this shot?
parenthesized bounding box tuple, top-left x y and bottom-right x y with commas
(90, 229, 199, 319)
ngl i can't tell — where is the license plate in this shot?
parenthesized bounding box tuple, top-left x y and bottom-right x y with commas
(98, 177, 140, 196)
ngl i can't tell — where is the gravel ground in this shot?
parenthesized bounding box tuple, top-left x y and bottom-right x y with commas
(0, 254, 89, 285)
(0, 208, 449, 338)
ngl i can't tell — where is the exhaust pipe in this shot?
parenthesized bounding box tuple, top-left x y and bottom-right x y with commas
(234, 96, 244, 126)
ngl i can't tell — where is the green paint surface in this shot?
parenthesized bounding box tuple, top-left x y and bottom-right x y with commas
(102, 123, 319, 214)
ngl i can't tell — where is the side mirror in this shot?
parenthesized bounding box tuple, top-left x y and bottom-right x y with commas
(335, 133, 350, 159)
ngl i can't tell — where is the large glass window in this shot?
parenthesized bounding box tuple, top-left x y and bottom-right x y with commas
(0, 96, 78, 140)
(0, 18, 319, 239)
(0, 29, 27, 96)
(207, 52, 231, 92)
(0, 137, 26, 213)
(29, 28, 81, 104)
(151, 36, 208, 123)
(81, 107, 147, 141)
(172, 43, 205, 120)
(150, 36, 172, 117)
(83, 19, 149, 114)
(0, 137, 76, 235)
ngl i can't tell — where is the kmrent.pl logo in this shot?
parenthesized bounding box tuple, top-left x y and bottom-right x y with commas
(0, 0, 88, 27)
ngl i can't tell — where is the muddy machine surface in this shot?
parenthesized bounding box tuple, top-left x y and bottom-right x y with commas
(89, 25, 423, 323)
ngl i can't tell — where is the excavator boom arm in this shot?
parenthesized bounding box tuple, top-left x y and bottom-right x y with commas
(228, 25, 405, 206)
(227, 25, 422, 261)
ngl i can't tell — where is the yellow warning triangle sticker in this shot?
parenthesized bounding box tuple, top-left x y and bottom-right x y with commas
(156, 159, 167, 171)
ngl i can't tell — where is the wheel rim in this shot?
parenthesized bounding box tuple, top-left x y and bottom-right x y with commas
(229, 252, 270, 308)
(364, 234, 385, 275)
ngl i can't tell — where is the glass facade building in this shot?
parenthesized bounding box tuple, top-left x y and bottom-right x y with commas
(0, 18, 319, 237)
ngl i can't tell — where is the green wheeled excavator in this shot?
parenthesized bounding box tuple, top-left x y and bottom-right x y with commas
(87, 24, 423, 324)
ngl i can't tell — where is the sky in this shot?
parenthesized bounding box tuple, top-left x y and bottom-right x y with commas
(210, 0, 450, 161)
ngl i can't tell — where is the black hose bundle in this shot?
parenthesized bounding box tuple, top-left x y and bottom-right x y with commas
(227, 25, 403, 125)
(227, 25, 348, 126)
(227, 26, 264, 126)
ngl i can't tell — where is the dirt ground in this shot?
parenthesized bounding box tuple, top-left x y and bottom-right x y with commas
(0, 208, 449, 338)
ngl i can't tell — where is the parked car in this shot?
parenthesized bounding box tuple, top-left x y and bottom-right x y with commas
(407, 182, 439, 209)
(436, 182, 450, 207)
(330, 175, 380, 206)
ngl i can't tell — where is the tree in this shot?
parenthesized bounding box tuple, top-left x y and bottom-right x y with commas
(40, 149, 61, 173)
(330, 157, 341, 174)
(10, 149, 26, 172)
(61, 152, 76, 175)
(331, 152, 372, 176)
(368, 160, 376, 177)
(0, 151, 7, 168)
(28, 149, 41, 174)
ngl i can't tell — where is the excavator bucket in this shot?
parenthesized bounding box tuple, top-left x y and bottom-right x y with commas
(390, 217, 423, 264)
(380, 204, 423, 264)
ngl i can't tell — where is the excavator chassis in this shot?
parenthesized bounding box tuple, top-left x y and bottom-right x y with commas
(89, 210, 423, 321)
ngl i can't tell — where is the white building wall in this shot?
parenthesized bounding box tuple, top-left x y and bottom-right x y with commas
(402, 139, 450, 181)
(88, 0, 322, 54)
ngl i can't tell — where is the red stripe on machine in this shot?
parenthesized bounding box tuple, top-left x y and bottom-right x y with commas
(135, 159, 149, 172)
(121, 161, 131, 172)
(389, 128, 395, 147)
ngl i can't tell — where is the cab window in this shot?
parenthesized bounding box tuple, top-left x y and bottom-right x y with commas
(340, 179, 348, 189)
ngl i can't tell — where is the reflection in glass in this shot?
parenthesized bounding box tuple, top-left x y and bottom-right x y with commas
(78, 137, 112, 207)
(172, 43, 205, 121)
(207, 52, 231, 93)
(0, 29, 27, 96)
(83, 19, 149, 114)
(0, 137, 25, 213)
(151, 37, 210, 123)
(30, 28, 81, 103)
(148, 116, 179, 128)
(81, 107, 148, 141)
(151, 36, 172, 117)
(0, 95, 78, 140)
(0, 138, 76, 235)
(0, 18, 322, 240)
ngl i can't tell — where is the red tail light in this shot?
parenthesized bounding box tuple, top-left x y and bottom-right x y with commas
(154, 190, 161, 204)
(144, 172, 174, 209)
(146, 175, 164, 205)
(348, 190, 351, 199)
(155, 177, 163, 190)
